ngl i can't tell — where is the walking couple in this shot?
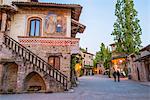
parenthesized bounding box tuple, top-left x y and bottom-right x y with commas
(113, 70, 120, 82)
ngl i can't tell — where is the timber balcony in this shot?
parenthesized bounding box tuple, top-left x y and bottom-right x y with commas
(3, 34, 69, 91)
(18, 36, 80, 46)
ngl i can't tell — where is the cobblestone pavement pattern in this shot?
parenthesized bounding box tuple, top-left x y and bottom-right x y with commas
(0, 75, 150, 100)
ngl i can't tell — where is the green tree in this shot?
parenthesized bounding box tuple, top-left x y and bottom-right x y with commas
(112, 0, 142, 54)
(94, 43, 111, 69)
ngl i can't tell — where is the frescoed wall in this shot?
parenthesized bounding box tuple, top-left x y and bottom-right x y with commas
(44, 12, 67, 36)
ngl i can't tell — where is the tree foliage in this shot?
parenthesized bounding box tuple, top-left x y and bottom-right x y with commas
(112, 0, 142, 54)
(94, 43, 111, 69)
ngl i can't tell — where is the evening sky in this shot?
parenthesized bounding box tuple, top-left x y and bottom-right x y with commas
(39, 0, 150, 54)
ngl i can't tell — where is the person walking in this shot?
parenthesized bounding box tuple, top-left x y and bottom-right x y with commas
(116, 70, 120, 82)
(113, 71, 117, 82)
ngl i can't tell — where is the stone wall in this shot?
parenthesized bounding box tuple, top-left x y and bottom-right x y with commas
(3, 63, 18, 92)
(127, 54, 148, 82)
(0, 48, 65, 93)
(23, 45, 71, 80)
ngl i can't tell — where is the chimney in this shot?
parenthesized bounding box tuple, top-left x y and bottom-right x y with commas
(86, 48, 88, 52)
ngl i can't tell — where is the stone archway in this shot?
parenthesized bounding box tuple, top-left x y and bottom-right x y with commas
(24, 72, 46, 92)
(3, 63, 18, 92)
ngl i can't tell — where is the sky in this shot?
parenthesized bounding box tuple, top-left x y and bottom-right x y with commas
(39, 0, 150, 54)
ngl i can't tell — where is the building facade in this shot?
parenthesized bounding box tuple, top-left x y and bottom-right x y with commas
(80, 48, 94, 75)
(110, 43, 128, 77)
(0, 0, 85, 93)
(127, 45, 150, 82)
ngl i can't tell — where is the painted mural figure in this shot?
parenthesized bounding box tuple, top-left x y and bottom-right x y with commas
(45, 13, 57, 34)
(56, 16, 62, 32)
(45, 13, 66, 34)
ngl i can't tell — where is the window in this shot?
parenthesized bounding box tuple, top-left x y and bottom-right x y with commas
(48, 56, 60, 70)
(29, 18, 41, 36)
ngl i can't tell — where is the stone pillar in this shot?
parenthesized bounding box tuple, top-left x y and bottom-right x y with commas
(0, 13, 7, 47)
(0, 63, 4, 90)
(0, 31, 4, 50)
(16, 61, 25, 93)
(1, 13, 7, 32)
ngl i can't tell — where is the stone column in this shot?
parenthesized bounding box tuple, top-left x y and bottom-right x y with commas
(0, 31, 3, 47)
(16, 61, 25, 93)
(0, 13, 7, 48)
(1, 13, 7, 32)
(0, 63, 4, 90)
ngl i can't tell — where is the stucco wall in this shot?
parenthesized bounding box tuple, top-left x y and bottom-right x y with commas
(2, 0, 29, 5)
(81, 52, 93, 67)
(9, 8, 71, 41)
(9, 14, 27, 41)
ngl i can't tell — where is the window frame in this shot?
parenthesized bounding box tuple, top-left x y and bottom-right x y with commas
(27, 17, 42, 37)
(48, 56, 60, 70)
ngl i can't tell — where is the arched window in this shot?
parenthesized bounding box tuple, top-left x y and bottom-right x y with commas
(29, 18, 41, 36)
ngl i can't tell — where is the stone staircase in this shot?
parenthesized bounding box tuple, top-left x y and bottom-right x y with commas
(2, 34, 68, 91)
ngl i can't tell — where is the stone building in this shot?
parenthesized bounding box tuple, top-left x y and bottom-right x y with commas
(0, 0, 85, 93)
(127, 45, 150, 82)
(110, 43, 128, 77)
(80, 48, 94, 75)
(94, 62, 105, 75)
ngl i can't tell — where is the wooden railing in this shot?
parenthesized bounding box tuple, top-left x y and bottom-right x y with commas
(3, 34, 68, 90)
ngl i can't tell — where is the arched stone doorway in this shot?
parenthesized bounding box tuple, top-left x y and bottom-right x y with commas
(3, 63, 18, 92)
(24, 72, 46, 92)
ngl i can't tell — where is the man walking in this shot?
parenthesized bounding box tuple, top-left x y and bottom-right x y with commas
(113, 71, 117, 82)
(116, 70, 120, 82)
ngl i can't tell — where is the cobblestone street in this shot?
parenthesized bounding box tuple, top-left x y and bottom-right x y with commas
(0, 75, 150, 100)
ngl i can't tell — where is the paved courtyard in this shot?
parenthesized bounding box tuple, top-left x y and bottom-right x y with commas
(0, 75, 150, 100)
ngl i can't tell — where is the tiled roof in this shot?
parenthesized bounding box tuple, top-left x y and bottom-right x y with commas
(12, 1, 82, 21)
(12, 1, 81, 8)
(134, 54, 150, 62)
(140, 44, 150, 51)
(82, 51, 94, 56)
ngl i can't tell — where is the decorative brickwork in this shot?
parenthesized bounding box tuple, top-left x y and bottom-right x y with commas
(18, 37, 79, 46)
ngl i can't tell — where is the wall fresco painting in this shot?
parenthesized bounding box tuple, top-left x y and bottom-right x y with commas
(44, 12, 66, 35)
(45, 13, 57, 34)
